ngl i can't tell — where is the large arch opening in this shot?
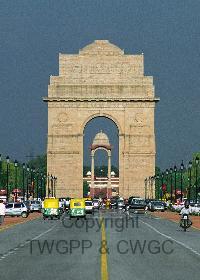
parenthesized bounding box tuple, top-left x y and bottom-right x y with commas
(83, 117, 119, 198)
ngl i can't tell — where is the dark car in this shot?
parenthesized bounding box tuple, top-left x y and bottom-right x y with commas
(129, 198, 146, 213)
(162, 201, 168, 210)
(128, 196, 141, 205)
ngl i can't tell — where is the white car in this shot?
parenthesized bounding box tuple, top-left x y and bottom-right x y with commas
(85, 200, 94, 215)
(29, 200, 41, 212)
(190, 204, 200, 214)
(5, 202, 29, 218)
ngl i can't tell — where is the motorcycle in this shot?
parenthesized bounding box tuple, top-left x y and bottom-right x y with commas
(124, 205, 130, 215)
(125, 205, 130, 211)
(180, 214, 192, 232)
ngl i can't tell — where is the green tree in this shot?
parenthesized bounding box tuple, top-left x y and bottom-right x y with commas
(0, 160, 24, 192)
(0, 154, 47, 198)
(155, 152, 200, 201)
(27, 154, 47, 175)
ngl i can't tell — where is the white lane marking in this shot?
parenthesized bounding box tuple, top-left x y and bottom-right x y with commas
(140, 220, 200, 258)
(31, 225, 56, 241)
(0, 225, 56, 262)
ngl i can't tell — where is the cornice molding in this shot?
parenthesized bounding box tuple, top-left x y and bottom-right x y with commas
(43, 97, 160, 102)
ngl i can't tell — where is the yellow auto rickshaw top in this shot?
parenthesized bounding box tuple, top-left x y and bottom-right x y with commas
(70, 198, 85, 208)
(44, 198, 59, 209)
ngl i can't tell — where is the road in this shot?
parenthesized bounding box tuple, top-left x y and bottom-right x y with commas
(0, 210, 200, 280)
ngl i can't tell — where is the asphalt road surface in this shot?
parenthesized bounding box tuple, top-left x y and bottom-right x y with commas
(0, 210, 200, 280)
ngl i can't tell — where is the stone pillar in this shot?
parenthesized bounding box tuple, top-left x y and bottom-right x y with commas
(150, 177, 155, 199)
(148, 177, 151, 199)
(107, 150, 111, 198)
(144, 178, 148, 200)
(91, 150, 95, 189)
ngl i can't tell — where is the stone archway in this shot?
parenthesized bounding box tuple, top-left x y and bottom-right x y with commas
(44, 40, 159, 198)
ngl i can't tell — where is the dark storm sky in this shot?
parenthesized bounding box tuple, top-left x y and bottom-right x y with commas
(0, 0, 200, 170)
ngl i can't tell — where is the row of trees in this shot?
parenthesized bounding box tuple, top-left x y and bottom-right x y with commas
(155, 153, 200, 201)
(2, 150, 199, 201)
(0, 153, 119, 197)
(0, 155, 47, 198)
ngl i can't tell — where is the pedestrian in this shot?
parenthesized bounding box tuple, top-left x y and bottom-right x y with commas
(0, 199, 6, 226)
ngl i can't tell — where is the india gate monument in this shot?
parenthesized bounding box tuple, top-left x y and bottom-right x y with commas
(44, 40, 159, 198)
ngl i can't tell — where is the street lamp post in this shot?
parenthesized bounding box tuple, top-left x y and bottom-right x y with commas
(195, 156, 199, 204)
(6, 156, 10, 202)
(170, 168, 173, 203)
(14, 160, 18, 202)
(30, 168, 33, 198)
(47, 173, 50, 198)
(161, 172, 164, 201)
(180, 161, 184, 202)
(43, 175, 46, 200)
(26, 165, 30, 200)
(53, 176, 57, 198)
(40, 173, 43, 200)
(51, 174, 53, 197)
(148, 177, 151, 199)
(174, 165, 177, 202)
(22, 163, 26, 201)
(155, 175, 160, 199)
(14, 159, 18, 185)
(165, 169, 169, 200)
(150, 176, 155, 199)
(31, 167, 35, 199)
(0, 154, 2, 188)
(53, 176, 55, 198)
(144, 178, 148, 200)
(188, 161, 192, 203)
(55, 177, 57, 198)
(36, 171, 39, 200)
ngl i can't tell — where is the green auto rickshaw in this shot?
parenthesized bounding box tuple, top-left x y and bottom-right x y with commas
(43, 198, 61, 220)
(69, 198, 86, 219)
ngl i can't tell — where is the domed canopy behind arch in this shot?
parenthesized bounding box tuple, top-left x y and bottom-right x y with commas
(92, 130, 111, 150)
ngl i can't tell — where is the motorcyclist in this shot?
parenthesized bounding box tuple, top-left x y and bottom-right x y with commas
(180, 200, 192, 215)
(180, 200, 192, 226)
